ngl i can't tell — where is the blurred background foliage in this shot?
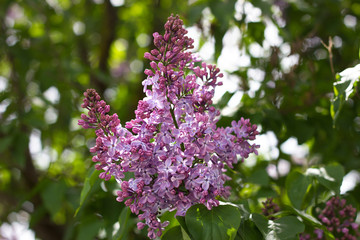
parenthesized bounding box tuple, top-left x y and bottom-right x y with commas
(0, 0, 360, 239)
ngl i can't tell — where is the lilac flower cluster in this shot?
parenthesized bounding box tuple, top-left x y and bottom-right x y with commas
(300, 196, 360, 240)
(79, 14, 259, 239)
(261, 197, 280, 220)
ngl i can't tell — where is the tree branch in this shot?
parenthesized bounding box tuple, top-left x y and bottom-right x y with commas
(321, 36, 335, 77)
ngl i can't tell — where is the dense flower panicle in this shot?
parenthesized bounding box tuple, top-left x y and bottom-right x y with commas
(261, 198, 280, 220)
(79, 14, 259, 239)
(318, 196, 360, 240)
(300, 196, 360, 240)
(78, 89, 120, 134)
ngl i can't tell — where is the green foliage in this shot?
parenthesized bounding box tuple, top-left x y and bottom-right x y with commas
(185, 204, 241, 240)
(75, 167, 101, 216)
(286, 171, 312, 209)
(252, 214, 304, 240)
(288, 207, 334, 239)
(40, 179, 67, 219)
(285, 164, 345, 210)
(1, 0, 360, 239)
(76, 215, 104, 240)
(162, 226, 191, 240)
(305, 164, 345, 195)
(236, 219, 263, 240)
(331, 64, 360, 125)
(113, 207, 134, 240)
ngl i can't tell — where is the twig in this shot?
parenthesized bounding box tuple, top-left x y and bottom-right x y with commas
(321, 36, 335, 76)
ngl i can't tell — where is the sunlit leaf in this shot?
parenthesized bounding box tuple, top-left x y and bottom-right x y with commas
(252, 214, 304, 240)
(159, 210, 180, 237)
(236, 200, 251, 220)
(331, 64, 360, 125)
(305, 164, 344, 195)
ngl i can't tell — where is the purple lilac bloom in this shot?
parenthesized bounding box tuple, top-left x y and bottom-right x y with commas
(261, 197, 280, 220)
(300, 196, 360, 240)
(79, 14, 259, 239)
(318, 196, 360, 240)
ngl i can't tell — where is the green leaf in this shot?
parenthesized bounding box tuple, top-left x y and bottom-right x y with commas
(248, 168, 270, 186)
(247, 22, 266, 45)
(188, 3, 206, 25)
(320, 165, 344, 195)
(236, 219, 262, 240)
(216, 91, 235, 109)
(113, 207, 133, 240)
(209, 0, 236, 31)
(305, 164, 344, 194)
(285, 171, 311, 209)
(185, 204, 241, 240)
(291, 208, 335, 239)
(160, 210, 180, 237)
(305, 167, 335, 181)
(162, 225, 192, 240)
(251, 214, 268, 237)
(330, 95, 341, 125)
(208, 0, 236, 59)
(273, 216, 305, 239)
(162, 226, 183, 240)
(236, 200, 251, 220)
(213, 26, 226, 60)
(74, 167, 100, 216)
(181, 226, 192, 240)
(176, 216, 193, 239)
(288, 206, 334, 239)
(77, 215, 103, 240)
(288, 207, 323, 228)
(334, 79, 353, 100)
(331, 64, 360, 125)
(252, 214, 305, 240)
(40, 180, 67, 219)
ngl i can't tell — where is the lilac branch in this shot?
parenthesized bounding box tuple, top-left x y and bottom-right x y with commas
(79, 14, 259, 239)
